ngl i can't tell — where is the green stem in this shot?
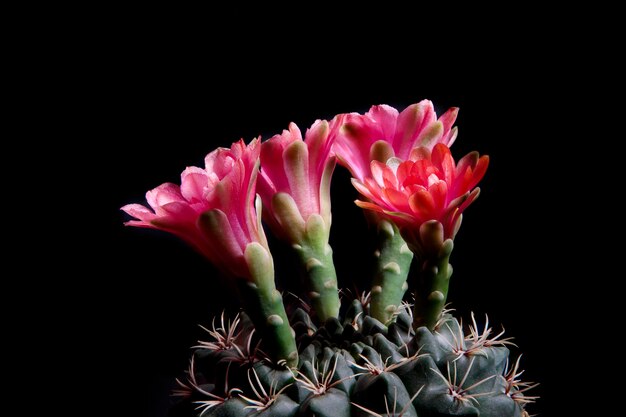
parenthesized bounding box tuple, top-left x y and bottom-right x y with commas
(292, 241, 341, 322)
(236, 280, 298, 367)
(412, 239, 454, 331)
(242, 243, 298, 367)
(370, 220, 414, 325)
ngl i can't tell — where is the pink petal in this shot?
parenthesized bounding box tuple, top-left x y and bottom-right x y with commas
(306, 120, 332, 176)
(180, 166, 208, 202)
(205, 147, 235, 180)
(146, 183, 184, 210)
(121, 203, 156, 223)
(259, 132, 292, 192)
(160, 201, 199, 221)
(198, 209, 246, 265)
(428, 180, 448, 214)
(416, 121, 443, 149)
(239, 137, 261, 168)
(438, 107, 459, 146)
(446, 193, 469, 213)
(333, 106, 397, 181)
(458, 187, 481, 213)
(382, 164, 399, 189)
(365, 104, 399, 140)
(396, 161, 412, 185)
(369, 140, 394, 164)
(363, 177, 384, 198)
(455, 167, 475, 196)
(409, 189, 435, 221)
(318, 156, 335, 222)
(383, 187, 410, 211)
(409, 146, 431, 162)
(333, 123, 371, 180)
(446, 127, 459, 148)
(431, 144, 455, 185)
(123, 219, 156, 228)
(410, 160, 435, 185)
(456, 151, 479, 177)
(393, 100, 435, 158)
(351, 178, 378, 202)
(283, 140, 313, 216)
(354, 200, 387, 215)
(370, 160, 387, 186)
(469, 155, 489, 190)
(256, 170, 278, 214)
(449, 210, 463, 239)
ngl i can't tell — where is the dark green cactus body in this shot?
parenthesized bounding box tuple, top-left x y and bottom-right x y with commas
(170, 308, 533, 417)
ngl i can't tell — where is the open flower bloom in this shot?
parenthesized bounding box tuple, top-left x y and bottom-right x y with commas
(352, 143, 489, 253)
(121, 139, 267, 279)
(257, 120, 338, 243)
(332, 100, 458, 182)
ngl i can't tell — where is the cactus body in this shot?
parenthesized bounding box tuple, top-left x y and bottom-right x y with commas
(171, 306, 533, 417)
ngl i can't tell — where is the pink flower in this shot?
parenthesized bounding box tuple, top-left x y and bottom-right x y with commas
(121, 139, 267, 279)
(352, 143, 489, 252)
(257, 120, 338, 243)
(332, 100, 458, 182)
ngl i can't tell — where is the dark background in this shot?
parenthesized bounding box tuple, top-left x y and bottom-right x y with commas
(96, 23, 568, 417)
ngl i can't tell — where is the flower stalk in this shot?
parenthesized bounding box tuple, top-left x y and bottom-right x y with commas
(236, 242, 298, 367)
(369, 219, 413, 325)
(410, 222, 454, 330)
(291, 214, 340, 322)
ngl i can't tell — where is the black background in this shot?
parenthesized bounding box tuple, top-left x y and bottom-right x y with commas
(96, 20, 568, 417)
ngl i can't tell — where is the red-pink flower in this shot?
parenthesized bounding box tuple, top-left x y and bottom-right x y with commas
(352, 143, 489, 252)
(121, 139, 267, 279)
(257, 120, 338, 243)
(332, 100, 458, 182)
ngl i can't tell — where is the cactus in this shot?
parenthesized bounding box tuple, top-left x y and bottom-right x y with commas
(121, 101, 538, 416)
(170, 304, 535, 417)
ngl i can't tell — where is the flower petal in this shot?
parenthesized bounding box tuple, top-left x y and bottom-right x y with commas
(366, 104, 399, 140)
(271, 192, 306, 243)
(121, 203, 156, 223)
(431, 144, 455, 185)
(428, 180, 448, 213)
(409, 189, 435, 221)
(370, 160, 387, 186)
(354, 199, 386, 214)
(146, 183, 184, 210)
(469, 156, 489, 190)
(438, 107, 459, 146)
(306, 119, 332, 178)
(198, 209, 246, 267)
(409, 146, 431, 162)
(283, 139, 313, 216)
(351, 178, 378, 201)
(393, 100, 435, 158)
(383, 187, 411, 211)
(180, 166, 208, 202)
(417, 121, 444, 149)
(369, 140, 395, 164)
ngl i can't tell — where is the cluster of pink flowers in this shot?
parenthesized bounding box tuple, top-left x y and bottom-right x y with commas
(122, 100, 488, 274)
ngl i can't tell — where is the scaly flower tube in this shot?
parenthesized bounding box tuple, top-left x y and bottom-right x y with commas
(121, 139, 298, 367)
(352, 143, 489, 330)
(333, 101, 458, 324)
(257, 120, 341, 322)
